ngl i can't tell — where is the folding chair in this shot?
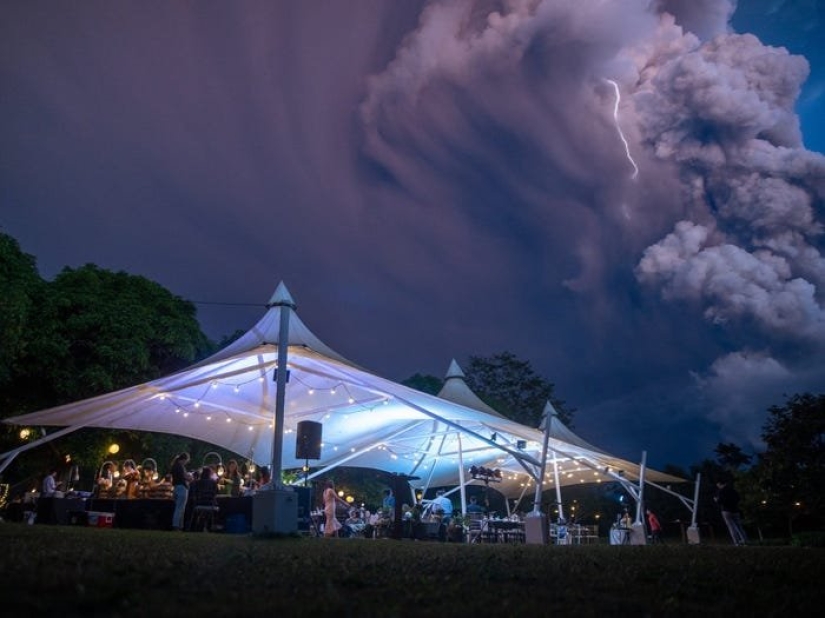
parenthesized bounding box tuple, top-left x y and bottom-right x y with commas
(466, 512, 484, 543)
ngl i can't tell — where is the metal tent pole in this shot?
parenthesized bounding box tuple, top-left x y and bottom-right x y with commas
(269, 286, 295, 489)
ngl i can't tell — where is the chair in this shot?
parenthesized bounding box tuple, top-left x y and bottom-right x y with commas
(581, 524, 599, 544)
(466, 512, 484, 544)
(189, 478, 219, 532)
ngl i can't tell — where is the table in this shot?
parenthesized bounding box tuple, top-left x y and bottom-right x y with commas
(88, 498, 174, 530)
(35, 497, 88, 525)
(216, 496, 252, 533)
(483, 519, 525, 543)
(610, 527, 632, 545)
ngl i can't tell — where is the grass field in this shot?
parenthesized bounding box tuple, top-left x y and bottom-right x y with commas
(1, 524, 822, 617)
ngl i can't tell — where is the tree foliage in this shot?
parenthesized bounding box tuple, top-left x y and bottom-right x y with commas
(401, 373, 443, 395)
(684, 393, 825, 539)
(464, 351, 574, 427)
(749, 393, 825, 535)
(0, 233, 44, 388)
(713, 442, 752, 470)
(7, 263, 212, 412)
(0, 234, 218, 489)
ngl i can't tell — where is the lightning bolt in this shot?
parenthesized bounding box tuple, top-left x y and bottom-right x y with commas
(606, 79, 639, 180)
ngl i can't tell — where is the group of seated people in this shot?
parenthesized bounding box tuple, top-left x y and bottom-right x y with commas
(333, 490, 488, 542)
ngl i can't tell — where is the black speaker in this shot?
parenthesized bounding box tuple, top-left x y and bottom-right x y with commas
(296, 420, 322, 460)
(294, 485, 312, 531)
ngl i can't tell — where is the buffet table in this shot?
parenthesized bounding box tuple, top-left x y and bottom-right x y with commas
(88, 498, 175, 530)
(35, 496, 88, 525)
(86, 497, 254, 531)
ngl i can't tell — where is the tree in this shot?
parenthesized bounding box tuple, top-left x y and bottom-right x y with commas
(0, 233, 45, 389)
(401, 373, 442, 395)
(0, 251, 216, 489)
(464, 351, 574, 427)
(751, 393, 825, 535)
(714, 442, 752, 470)
(8, 264, 212, 411)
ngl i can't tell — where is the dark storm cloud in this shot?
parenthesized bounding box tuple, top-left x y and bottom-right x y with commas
(351, 0, 825, 458)
(2, 0, 822, 466)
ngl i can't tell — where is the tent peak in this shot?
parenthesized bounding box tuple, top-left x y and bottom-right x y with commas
(444, 359, 465, 380)
(267, 281, 296, 309)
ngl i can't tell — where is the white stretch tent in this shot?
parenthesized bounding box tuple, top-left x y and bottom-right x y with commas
(2, 283, 683, 501)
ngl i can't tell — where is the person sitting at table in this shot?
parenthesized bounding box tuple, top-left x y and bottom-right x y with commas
(219, 459, 243, 497)
(256, 466, 272, 491)
(343, 509, 366, 538)
(404, 500, 424, 539)
(370, 505, 392, 538)
(122, 459, 140, 499)
(189, 466, 219, 531)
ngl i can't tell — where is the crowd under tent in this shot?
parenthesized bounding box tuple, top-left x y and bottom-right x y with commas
(2, 282, 692, 528)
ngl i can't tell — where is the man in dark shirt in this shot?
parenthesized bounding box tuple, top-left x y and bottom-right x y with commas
(466, 496, 485, 514)
(170, 453, 190, 530)
(190, 466, 219, 531)
(715, 480, 747, 545)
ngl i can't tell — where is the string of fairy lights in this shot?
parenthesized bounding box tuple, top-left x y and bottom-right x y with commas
(150, 364, 394, 442)
(144, 361, 610, 488)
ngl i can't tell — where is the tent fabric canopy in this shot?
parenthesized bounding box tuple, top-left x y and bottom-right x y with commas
(4, 283, 682, 498)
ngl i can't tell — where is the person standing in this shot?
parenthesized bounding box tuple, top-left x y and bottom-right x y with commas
(170, 453, 191, 531)
(646, 508, 663, 544)
(466, 496, 485, 514)
(322, 479, 348, 538)
(41, 468, 59, 497)
(381, 489, 395, 514)
(432, 489, 453, 522)
(715, 479, 747, 546)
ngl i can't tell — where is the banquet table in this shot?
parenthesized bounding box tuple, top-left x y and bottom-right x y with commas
(87, 498, 174, 530)
(482, 519, 525, 543)
(35, 496, 88, 525)
(610, 527, 633, 545)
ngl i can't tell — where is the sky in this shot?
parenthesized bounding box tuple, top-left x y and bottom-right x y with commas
(2, 0, 823, 470)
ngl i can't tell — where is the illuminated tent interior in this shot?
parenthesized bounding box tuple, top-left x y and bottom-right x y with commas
(2, 283, 684, 505)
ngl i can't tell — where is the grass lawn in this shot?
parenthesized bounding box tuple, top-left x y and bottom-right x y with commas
(1, 524, 822, 617)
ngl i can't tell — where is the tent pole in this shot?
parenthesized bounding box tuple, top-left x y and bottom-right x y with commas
(457, 432, 467, 515)
(635, 450, 647, 525)
(686, 472, 702, 543)
(532, 402, 553, 514)
(552, 450, 564, 521)
(690, 473, 701, 527)
(269, 288, 295, 489)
